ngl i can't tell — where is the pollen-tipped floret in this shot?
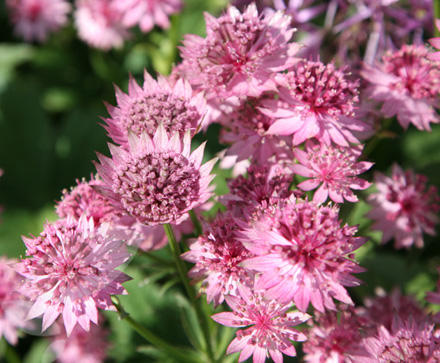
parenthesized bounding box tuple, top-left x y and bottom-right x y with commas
(95, 124, 216, 226)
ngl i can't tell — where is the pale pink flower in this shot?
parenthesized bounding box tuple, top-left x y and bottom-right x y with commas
(366, 164, 440, 249)
(74, 0, 131, 50)
(211, 283, 310, 363)
(94, 124, 217, 226)
(114, 0, 183, 33)
(361, 44, 440, 131)
(290, 140, 373, 204)
(364, 315, 440, 363)
(0, 257, 32, 345)
(303, 305, 373, 363)
(179, 4, 302, 98)
(6, 0, 70, 42)
(264, 60, 369, 146)
(103, 72, 206, 147)
(182, 213, 255, 307)
(240, 197, 367, 312)
(50, 317, 109, 363)
(16, 216, 131, 336)
(428, 19, 440, 61)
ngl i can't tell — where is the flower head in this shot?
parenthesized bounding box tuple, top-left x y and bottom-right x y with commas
(74, 0, 131, 50)
(240, 197, 367, 312)
(361, 44, 440, 131)
(290, 140, 373, 203)
(0, 257, 32, 345)
(211, 283, 310, 363)
(366, 164, 440, 249)
(16, 216, 131, 336)
(179, 4, 301, 98)
(104, 72, 206, 147)
(182, 213, 255, 307)
(264, 60, 369, 146)
(95, 124, 217, 226)
(6, 0, 70, 42)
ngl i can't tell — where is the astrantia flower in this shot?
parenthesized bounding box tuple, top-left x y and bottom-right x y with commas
(16, 216, 131, 336)
(303, 305, 372, 363)
(264, 60, 369, 146)
(241, 197, 367, 312)
(50, 316, 109, 363)
(290, 140, 373, 203)
(182, 213, 254, 307)
(364, 315, 440, 363)
(74, 0, 131, 50)
(428, 19, 440, 61)
(366, 164, 440, 249)
(104, 72, 206, 147)
(361, 44, 440, 131)
(211, 283, 310, 363)
(179, 4, 301, 98)
(94, 124, 217, 226)
(114, 0, 183, 33)
(0, 257, 32, 345)
(6, 0, 70, 42)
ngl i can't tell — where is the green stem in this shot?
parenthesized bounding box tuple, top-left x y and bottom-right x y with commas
(163, 223, 215, 362)
(112, 297, 195, 363)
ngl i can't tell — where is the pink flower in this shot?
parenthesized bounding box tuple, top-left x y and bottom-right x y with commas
(290, 140, 373, 204)
(16, 216, 132, 336)
(181, 213, 255, 307)
(94, 124, 217, 226)
(364, 315, 440, 363)
(302, 305, 372, 363)
(103, 72, 206, 147)
(240, 197, 367, 312)
(361, 44, 440, 131)
(114, 0, 183, 33)
(179, 4, 302, 98)
(74, 0, 131, 50)
(50, 316, 109, 363)
(428, 19, 440, 61)
(211, 283, 310, 363)
(6, 0, 70, 42)
(366, 164, 440, 249)
(0, 257, 32, 345)
(264, 60, 369, 146)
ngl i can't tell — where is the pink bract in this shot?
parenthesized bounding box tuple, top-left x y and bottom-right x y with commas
(366, 164, 440, 249)
(6, 0, 70, 42)
(74, 0, 131, 50)
(211, 283, 310, 363)
(0, 257, 32, 345)
(290, 139, 373, 204)
(114, 0, 183, 33)
(240, 196, 367, 312)
(103, 71, 206, 147)
(179, 4, 302, 99)
(361, 44, 440, 131)
(428, 19, 440, 61)
(94, 124, 217, 226)
(263, 60, 369, 146)
(16, 216, 131, 336)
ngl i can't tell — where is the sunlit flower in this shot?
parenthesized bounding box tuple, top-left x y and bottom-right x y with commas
(212, 283, 310, 363)
(16, 216, 131, 336)
(290, 140, 373, 203)
(366, 164, 440, 249)
(104, 72, 206, 147)
(264, 60, 369, 146)
(6, 0, 70, 42)
(179, 4, 301, 98)
(74, 0, 130, 50)
(0, 257, 32, 345)
(361, 44, 440, 131)
(240, 197, 367, 312)
(95, 124, 217, 226)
